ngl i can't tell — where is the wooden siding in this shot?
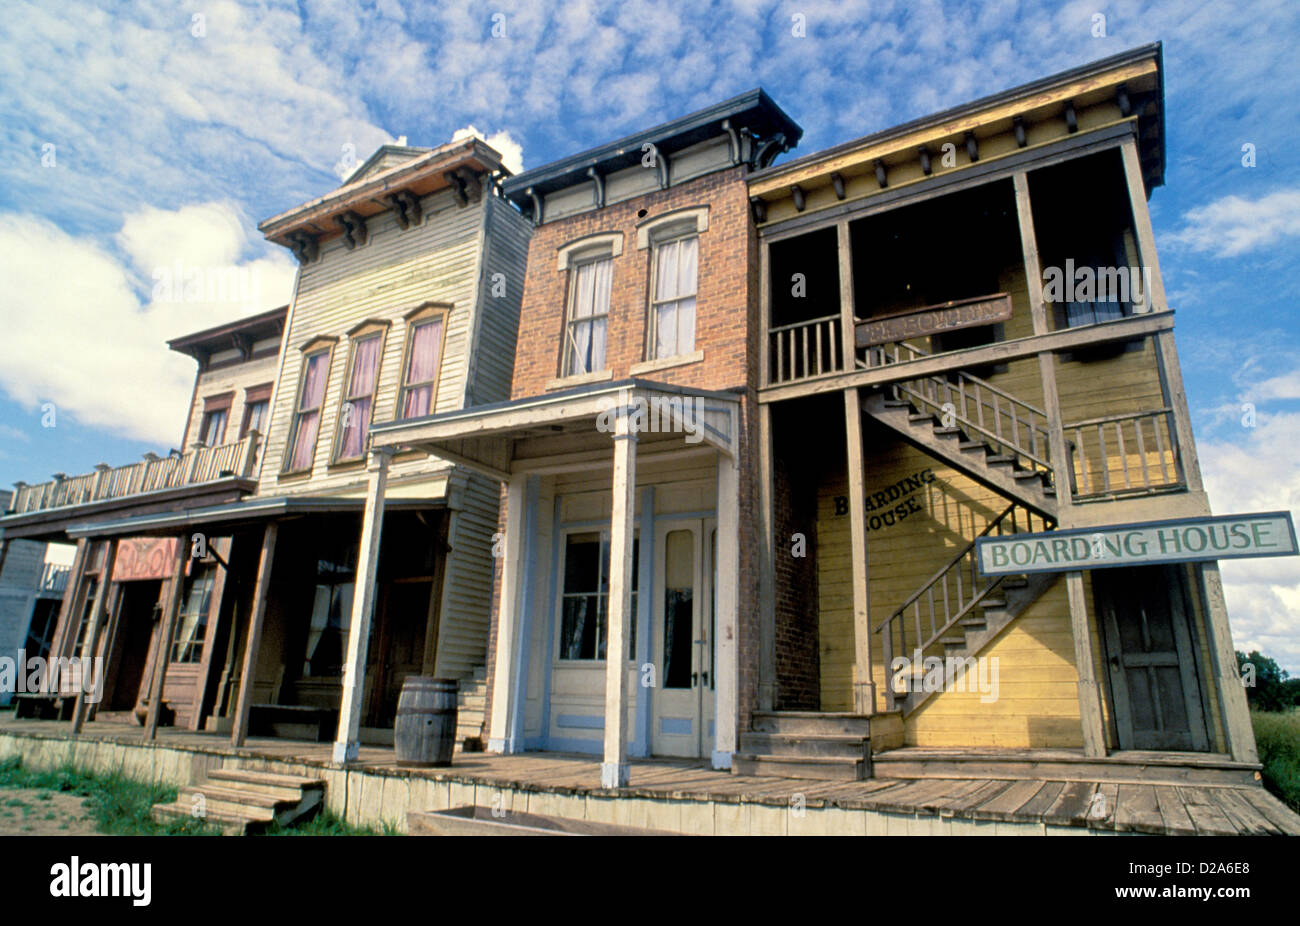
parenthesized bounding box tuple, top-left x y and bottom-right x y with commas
(181, 353, 280, 453)
(258, 186, 493, 497)
(463, 195, 532, 409)
(432, 470, 504, 679)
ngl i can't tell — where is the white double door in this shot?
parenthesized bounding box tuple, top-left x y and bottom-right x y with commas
(650, 518, 716, 758)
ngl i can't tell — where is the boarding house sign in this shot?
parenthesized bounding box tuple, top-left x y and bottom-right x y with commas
(975, 511, 1299, 577)
(855, 293, 1014, 348)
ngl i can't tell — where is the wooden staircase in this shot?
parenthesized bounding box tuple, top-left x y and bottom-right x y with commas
(733, 712, 872, 780)
(456, 666, 488, 750)
(151, 768, 324, 835)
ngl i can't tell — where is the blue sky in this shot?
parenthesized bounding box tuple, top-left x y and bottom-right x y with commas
(1, 0, 1298, 667)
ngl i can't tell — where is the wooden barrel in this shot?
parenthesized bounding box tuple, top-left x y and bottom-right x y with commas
(394, 677, 459, 767)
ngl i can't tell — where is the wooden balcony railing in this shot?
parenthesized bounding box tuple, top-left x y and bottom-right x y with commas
(767, 313, 845, 385)
(39, 562, 70, 594)
(1066, 409, 1182, 499)
(6, 433, 260, 517)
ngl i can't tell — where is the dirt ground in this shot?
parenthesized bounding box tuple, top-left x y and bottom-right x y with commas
(0, 788, 101, 836)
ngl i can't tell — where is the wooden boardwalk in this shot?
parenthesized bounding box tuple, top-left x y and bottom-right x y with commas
(3, 717, 1297, 835)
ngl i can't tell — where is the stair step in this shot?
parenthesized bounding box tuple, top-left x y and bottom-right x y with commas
(180, 785, 288, 812)
(176, 791, 279, 823)
(151, 801, 262, 835)
(732, 754, 868, 781)
(750, 711, 873, 736)
(959, 616, 987, 629)
(986, 455, 1016, 465)
(1001, 578, 1028, 590)
(882, 398, 910, 408)
(739, 732, 870, 759)
(907, 413, 934, 424)
(958, 441, 987, 451)
(1012, 469, 1044, 481)
(932, 427, 963, 436)
(206, 769, 324, 791)
(940, 636, 967, 648)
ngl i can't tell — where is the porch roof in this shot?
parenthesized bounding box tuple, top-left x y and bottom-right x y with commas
(367, 379, 742, 481)
(63, 493, 445, 539)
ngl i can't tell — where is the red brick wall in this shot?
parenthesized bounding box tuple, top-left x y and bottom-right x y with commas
(510, 166, 754, 397)
(483, 165, 766, 747)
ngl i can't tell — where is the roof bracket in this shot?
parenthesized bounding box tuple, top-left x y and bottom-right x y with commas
(335, 211, 368, 249)
(586, 167, 606, 209)
(918, 146, 932, 176)
(753, 132, 788, 170)
(831, 172, 846, 200)
(964, 131, 979, 162)
(721, 118, 741, 165)
(525, 186, 543, 225)
(1116, 84, 1132, 117)
(874, 159, 888, 188)
(1064, 100, 1078, 133)
(750, 197, 767, 224)
(790, 184, 806, 212)
(386, 190, 423, 230)
(286, 230, 319, 264)
(1013, 115, 1027, 148)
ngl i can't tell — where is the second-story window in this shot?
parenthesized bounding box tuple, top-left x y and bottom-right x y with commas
(650, 234, 698, 359)
(240, 384, 272, 439)
(400, 306, 448, 419)
(564, 256, 612, 376)
(198, 407, 227, 446)
(286, 348, 332, 472)
(336, 332, 384, 461)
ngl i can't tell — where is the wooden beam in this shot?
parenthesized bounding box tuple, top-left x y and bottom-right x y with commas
(487, 473, 528, 752)
(601, 411, 637, 789)
(1197, 564, 1259, 763)
(1066, 571, 1107, 757)
(844, 389, 874, 713)
(837, 221, 855, 373)
(332, 448, 391, 764)
(190, 536, 231, 731)
(759, 238, 772, 387)
(50, 539, 89, 662)
(1119, 138, 1168, 308)
(144, 538, 189, 741)
(760, 311, 1174, 403)
(70, 539, 117, 733)
(231, 522, 278, 748)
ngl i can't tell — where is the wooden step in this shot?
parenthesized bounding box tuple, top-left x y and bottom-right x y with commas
(985, 455, 1016, 465)
(177, 787, 280, 823)
(958, 441, 987, 451)
(871, 749, 1263, 787)
(907, 413, 933, 424)
(739, 732, 870, 759)
(206, 768, 324, 791)
(932, 427, 963, 436)
(151, 801, 264, 835)
(979, 598, 1007, 610)
(750, 711, 873, 736)
(732, 753, 868, 781)
(940, 636, 966, 649)
(1012, 469, 1044, 481)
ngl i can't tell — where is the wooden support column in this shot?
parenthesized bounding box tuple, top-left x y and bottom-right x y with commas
(50, 539, 89, 662)
(1014, 169, 1106, 756)
(713, 445, 740, 768)
(231, 522, 278, 748)
(1198, 563, 1259, 763)
(70, 539, 117, 733)
(487, 473, 527, 753)
(756, 402, 777, 711)
(843, 389, 875, 713)
(144, 537, 189, 741)
(601, 409, 637, 789)
(0, 538, 9, 583)
(333, 447, 391, 764)
(837, 220, 855, 372)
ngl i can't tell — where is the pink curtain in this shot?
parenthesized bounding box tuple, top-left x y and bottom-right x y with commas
(289, 352, 329, 470)
(402, 318, 444, 418)
(339, 338, 381, 459)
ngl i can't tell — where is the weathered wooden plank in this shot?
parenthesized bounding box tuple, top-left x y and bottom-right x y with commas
(1238, 787, 1300, 836)
(967, 779, 1049, 821)
(1152, 785, 1197, 836)
(1041, 781, 1097, 826)
(1213, 787, 1280, 836)
(1113, 784, 1165, 834)
(1176, 786, 1239, 836)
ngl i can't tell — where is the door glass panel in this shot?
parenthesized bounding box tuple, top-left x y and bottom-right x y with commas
(559, 532, 639, 661)
(663, 530, 694, 689)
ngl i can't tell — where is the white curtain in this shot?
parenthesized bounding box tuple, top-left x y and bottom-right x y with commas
(654, 236, 697, 358)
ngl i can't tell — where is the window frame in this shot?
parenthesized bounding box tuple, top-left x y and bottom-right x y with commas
(554, 527, 640, 664)
(239, 383, 273, 440)
(397, 303, 451, 421)
(196, 393, 233, 447)
(283, 339, 336, 475)
(646, 228, 700, 361)
(561, 252, 615, 378)
(332, 321, 389, 464)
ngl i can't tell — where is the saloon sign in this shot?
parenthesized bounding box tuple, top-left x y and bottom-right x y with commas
(975, 511, 1298, 576)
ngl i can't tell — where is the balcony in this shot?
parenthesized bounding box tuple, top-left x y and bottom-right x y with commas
(5, 434, 260, 518)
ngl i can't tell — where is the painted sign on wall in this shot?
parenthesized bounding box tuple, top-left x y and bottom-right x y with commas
(975, 511, 1298, 576)
(855, 293, 1013, 347)
(112, 537, 179, 582)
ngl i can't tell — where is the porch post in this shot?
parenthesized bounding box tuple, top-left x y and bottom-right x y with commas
(70, 539, 118, 733)
(144, 537, 189, 741)
(756, 402, 777, 711)
(601, 408, 637, 788)
(50, 538, 89, 662)
(506, 475, 541, 752)
(843, 389, 875, 713)
(1014, 169, 1107, 757)
(1197, 563, 1259, 763)
(487, 472, 527, 753)
(333, 447, 391, 764)
(231, 522, 278, 748)
(712, 448, 740, 768)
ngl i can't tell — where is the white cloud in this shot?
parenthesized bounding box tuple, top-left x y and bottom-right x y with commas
(452, 125, 525, 175)
(1199, 407, 1300, 672)
(0, 205, 295, 445)
(1169, 189, 1300, 258)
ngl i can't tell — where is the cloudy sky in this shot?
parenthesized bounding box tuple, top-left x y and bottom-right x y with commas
(0, 0, 1297, 668)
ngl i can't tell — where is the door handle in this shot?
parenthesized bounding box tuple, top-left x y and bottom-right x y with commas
(691, 671, 698, 687)
(701, 671, 709, 686)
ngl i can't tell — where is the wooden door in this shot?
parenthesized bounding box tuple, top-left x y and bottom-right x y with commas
(651, 519, 714, 758)
(1095, 566, 1210, 751)
(365, 579, 433, 727)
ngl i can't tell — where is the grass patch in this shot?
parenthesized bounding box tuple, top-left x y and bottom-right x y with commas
(1252, 709, 1300, 813)
(259, 810, 383, 836)
(0, 756, 216, 836)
